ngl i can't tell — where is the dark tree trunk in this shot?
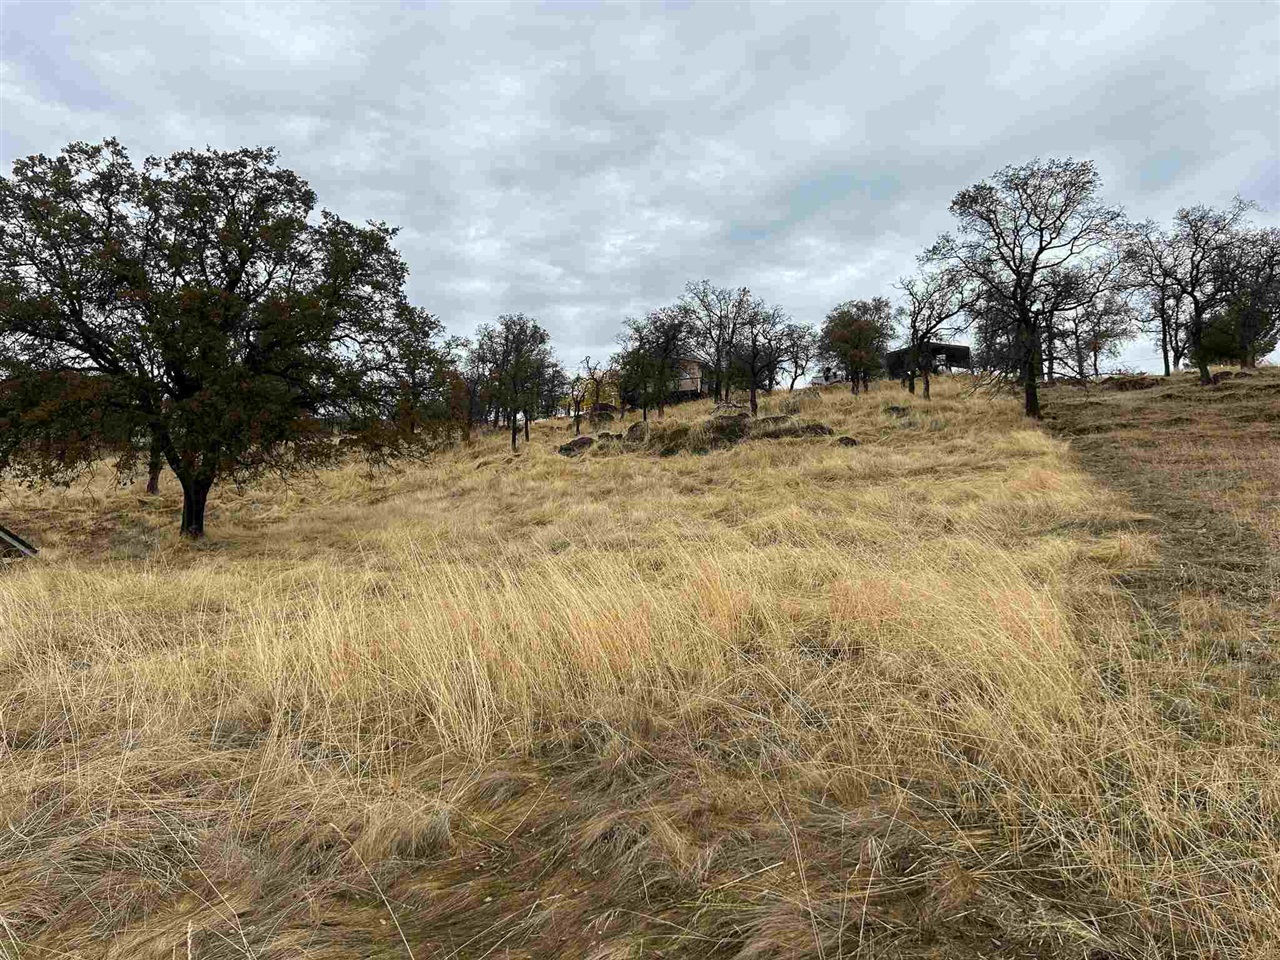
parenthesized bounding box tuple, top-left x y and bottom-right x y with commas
(749, 382, 758, 417)
(907, 370, 916, 394)
(1021, 319, 1042, 419)
(510, 411, 518, 452)
(146, 436, 163, 495)
(1190, 313, 1212, 385)
(922, 367, 931, 401)
(178, 474, 213, 539)
(523, 411, 530, 443)
(1196, 353, 1212, 385)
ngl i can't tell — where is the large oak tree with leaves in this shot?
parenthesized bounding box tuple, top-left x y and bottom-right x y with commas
(0, 140, 447, 537)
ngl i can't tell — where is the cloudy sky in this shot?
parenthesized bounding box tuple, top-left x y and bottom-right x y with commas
(2, 0, 1277, 370)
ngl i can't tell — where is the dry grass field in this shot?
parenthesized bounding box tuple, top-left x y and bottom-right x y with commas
(1, 373, 1278, 958)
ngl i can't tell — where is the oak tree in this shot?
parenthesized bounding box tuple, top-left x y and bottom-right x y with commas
(0, 139, 441, 537)
(929, 158, 1126, 417)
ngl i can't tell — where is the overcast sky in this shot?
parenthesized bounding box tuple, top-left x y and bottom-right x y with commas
(2, 0, 1278, 371)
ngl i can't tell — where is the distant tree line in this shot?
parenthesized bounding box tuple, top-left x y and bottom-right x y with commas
(2, 141, 1276, 535)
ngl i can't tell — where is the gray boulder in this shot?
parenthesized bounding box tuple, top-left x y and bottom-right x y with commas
(625, 421, 650, 443)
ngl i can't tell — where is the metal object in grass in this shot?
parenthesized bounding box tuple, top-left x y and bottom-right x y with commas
(0, 522, 38, 559)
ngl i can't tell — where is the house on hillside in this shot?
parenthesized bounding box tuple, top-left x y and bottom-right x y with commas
(883, 342, 972, 380)
(669, 357, 709, 401)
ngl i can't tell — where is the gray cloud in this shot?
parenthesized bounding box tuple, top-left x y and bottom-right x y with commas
(3, 0, 1277, 369)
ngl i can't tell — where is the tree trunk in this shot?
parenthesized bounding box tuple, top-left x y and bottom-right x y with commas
(1021, 320, 1042, 419)
(1160, 321, 1171, 377)
(1196, 353, 1212, 385)
(922, 367, 931, 401)
(907, 370, 916, 395)
(749, 382, 758, 417)
(146, 435, 163, 495)
(510, 411, 518, 452)
(523, 411, 530, 443)
(178, 474, 213, 539)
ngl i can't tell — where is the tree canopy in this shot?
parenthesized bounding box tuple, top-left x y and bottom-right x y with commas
(0, 139, 451, 536)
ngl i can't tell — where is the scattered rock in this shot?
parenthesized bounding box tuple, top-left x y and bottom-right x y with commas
(625, 421, 650, 443)
(704, 414, 752, 445)
(797, 422, 834, 436)
(748, 416, 834, 439)
(836, 436, 859, 447)
(558, 436, 595, 456)
(1100, 375, 1160, 392)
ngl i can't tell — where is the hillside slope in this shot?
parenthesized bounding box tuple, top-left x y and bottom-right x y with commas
(1, 377, 1276, 958)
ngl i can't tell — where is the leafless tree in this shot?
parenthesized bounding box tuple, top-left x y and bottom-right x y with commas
(778, 322, 819, 391)
(1056, 290, 1136, 380)
(567, 374, 589, 435)
(679, 280, 753, 403)
(928, 158, 1127, 418)
(731, 298, 787, 417)
(1126, 199, 1253, 384)
(580, 355, 607, 411)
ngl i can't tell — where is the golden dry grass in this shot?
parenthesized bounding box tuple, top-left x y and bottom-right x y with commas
(1, 377, 1277, 958)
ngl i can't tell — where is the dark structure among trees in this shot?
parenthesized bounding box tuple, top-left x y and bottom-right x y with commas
(883, 342, 972, 380)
